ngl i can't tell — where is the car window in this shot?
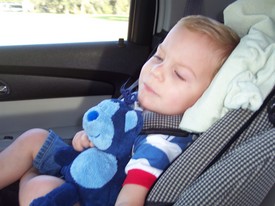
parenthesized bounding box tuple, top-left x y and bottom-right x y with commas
(0, 0, 130, 46)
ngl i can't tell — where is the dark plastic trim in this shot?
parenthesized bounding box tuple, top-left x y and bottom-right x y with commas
(128, 0, 157, 45)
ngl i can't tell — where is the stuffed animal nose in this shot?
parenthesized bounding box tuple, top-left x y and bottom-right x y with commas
(87, 111, 99, 122)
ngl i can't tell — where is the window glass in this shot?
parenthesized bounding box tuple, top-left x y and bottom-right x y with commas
(0, 0, 130, 46)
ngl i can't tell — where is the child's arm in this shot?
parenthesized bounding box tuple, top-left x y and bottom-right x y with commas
(115, 184, 149, 206)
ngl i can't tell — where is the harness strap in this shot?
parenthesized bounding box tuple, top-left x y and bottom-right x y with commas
(141, 111, 190, 137)
(267, 92, 275, 126)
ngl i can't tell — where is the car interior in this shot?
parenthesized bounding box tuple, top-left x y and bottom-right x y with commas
(0, 0, 274, 205)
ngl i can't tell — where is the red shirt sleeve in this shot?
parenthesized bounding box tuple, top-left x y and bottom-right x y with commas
(123, 169, 157, 189)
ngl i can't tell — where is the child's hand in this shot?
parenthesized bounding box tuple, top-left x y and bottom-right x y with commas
(72, 130, 94, 151)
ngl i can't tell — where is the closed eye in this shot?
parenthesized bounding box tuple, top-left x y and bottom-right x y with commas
(174, 70, 186, 81)
(153, 55, 163, 62)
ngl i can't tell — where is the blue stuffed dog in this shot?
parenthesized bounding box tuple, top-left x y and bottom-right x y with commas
(31, 98, 143, 206)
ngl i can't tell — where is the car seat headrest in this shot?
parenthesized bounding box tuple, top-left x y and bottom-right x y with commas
(179, 0, 275, 133)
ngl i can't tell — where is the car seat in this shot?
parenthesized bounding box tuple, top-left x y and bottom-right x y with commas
(146, 87, 274, 206)
(144, 0, 275, 205)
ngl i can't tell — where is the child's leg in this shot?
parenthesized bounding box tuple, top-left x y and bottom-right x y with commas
(19, 167, 65, 206)
(0, 128, 49, 189)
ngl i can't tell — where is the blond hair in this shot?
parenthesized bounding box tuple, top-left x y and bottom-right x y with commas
(177, 15, 240, 73)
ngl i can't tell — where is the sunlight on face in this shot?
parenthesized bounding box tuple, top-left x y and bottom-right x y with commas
(138, 25, 219, 115)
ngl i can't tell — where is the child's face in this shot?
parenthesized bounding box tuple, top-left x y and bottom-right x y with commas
(138, 24, 220, 115)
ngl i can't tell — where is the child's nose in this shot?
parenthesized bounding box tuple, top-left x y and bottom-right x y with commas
(151, 64, 164, 81)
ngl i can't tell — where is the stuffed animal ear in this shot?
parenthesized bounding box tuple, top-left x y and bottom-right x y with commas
(125, 111, 138, 132)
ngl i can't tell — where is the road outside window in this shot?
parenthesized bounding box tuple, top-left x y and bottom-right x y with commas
(0, 0, 129, 46)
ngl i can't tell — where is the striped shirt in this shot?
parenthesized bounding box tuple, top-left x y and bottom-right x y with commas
(123, 133, 194, 189)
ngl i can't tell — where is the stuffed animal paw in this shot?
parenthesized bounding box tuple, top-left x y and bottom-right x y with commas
(31, 97, 143, 206)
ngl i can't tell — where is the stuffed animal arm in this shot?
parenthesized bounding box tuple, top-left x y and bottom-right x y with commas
(30, 98, 143, 206)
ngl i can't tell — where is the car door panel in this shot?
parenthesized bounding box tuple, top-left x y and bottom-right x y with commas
(0, 42, 150, 150)
(0, 95, 110, 151)
(0, 42, 149, 98)
(0, 73, 114, 100)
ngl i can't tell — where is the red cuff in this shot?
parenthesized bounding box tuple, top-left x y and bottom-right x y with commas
(123, 169, 157, 189)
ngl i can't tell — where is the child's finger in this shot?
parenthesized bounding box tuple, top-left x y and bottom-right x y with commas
(72, 132, 91, 151)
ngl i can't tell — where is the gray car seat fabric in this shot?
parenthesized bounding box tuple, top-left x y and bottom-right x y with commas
(175, 128, 274, 206)
(146, 88, 275, 205)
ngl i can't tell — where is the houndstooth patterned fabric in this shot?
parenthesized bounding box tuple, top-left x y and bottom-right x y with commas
(142, 111, 189, 136)
(146, 91, 275, 205)
(174, 128, 275, 206)
(142, 111, 182, 130)
(228, 105, 273, 151)
(146, 109, 252, 203)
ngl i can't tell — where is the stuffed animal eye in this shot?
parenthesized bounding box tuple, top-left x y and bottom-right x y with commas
(87, 111, 99, 122)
